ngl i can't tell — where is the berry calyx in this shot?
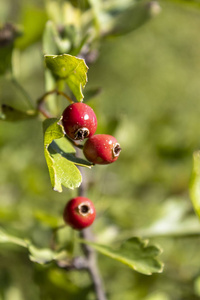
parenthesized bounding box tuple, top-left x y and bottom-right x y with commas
(62, 103, 97, 140)
(83, 134, 121, 164)
(63, 197, 96, 230)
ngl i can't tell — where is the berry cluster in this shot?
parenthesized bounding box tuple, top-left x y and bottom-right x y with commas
(62, 102, 121, 230)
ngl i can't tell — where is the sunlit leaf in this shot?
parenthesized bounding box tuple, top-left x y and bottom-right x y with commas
(79, 237, 164, 275)
(43, 118, 91, 192)
(189, 151, 200, 219)
(45, 54, 88, 101)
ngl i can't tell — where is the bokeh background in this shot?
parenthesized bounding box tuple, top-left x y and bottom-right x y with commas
(1, 0, 200, 299)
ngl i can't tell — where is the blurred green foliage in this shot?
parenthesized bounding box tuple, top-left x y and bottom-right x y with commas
(1, 0, 200, 299)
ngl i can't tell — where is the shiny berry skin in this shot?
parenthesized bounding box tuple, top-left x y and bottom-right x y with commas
(62, 103, 97, 140)
(63, 197, 96, 230)
(83, 134, 121, 164)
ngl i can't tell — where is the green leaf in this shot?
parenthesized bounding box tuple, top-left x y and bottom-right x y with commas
(0, 227, 68, 265)
(29, 245, 56, 264)
(79, 237, 164, 275)
(43, 21, 71, 55)
(43, 118, 64, 145)
(43, 21, 60, 55)
(50, 139, 92, 167)
(0, 227, 28, 248)
(0, 104, 37, 121)
(109, 1, 161, 36)
(43, 118, 91, 192)
(45, 54, 88, 102)
(189, 151, 200, 219)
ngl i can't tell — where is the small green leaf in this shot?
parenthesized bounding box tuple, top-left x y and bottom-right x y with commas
(0, 104, 37, 121)
(79, 237, 164, 275)
(43, 118, 91, 192)
(29, 246, 69, 265)
(45, 54, 88, 102)
(0, 227, 68, 265)
(189, 151, 200, 219)
(43, 118, 81, 191)
(29, 245, 55, 264)
(43, 118, 64, 145)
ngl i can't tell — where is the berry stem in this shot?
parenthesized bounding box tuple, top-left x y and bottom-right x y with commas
(56, 90, 74, 104)
(77, 151, 107, 300)
(80, 227, 107, 300)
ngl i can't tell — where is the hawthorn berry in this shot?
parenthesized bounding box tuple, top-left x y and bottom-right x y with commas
(63, 197, 96, 230)
(62, 102, 97, 140)
(83, 134, 121, 164)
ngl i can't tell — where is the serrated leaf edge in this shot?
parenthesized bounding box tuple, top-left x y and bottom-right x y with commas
(78, 237, 164, 275)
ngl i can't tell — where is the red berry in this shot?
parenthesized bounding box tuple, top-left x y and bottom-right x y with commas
(83, 134, 121, 164)
(62, 103, 97, 140)
(63, 197, 96, 230)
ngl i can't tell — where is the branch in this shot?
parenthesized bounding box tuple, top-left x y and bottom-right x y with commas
(80, 227, 107, 300)
(77, 153, 107, 300)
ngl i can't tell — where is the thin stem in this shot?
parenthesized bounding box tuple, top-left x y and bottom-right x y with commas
(37, 89, 74, 118)
(57, 90, 74, 104)
(77, 152, 107, 300)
